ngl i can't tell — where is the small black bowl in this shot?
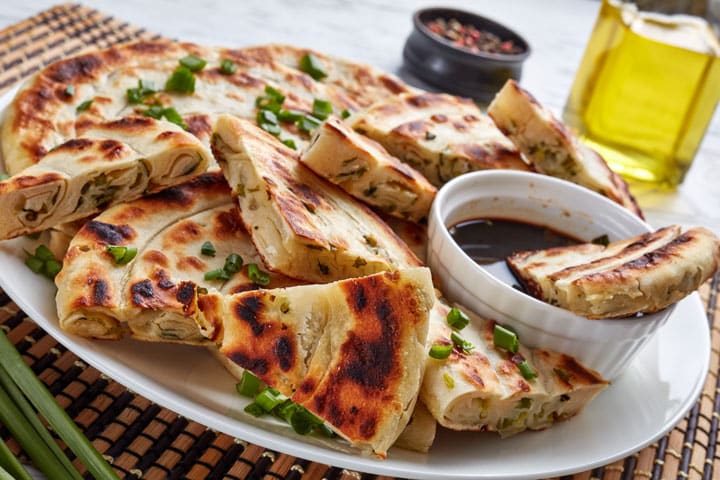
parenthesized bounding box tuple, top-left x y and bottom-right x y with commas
(403, 7, 531, 102)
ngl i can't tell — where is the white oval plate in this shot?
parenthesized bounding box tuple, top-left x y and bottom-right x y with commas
(0, 231, 710, 480)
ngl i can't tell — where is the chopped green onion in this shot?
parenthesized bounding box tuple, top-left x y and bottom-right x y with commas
(255, 388, 288, 413)
(341, 109, 352, 119)
(429, 344, 452, 359)
(446, 307, 469, 330)
(223, 253, 243, 274)
(179, 55, 206, 72)
(76, 99, 93, 112)
(443, 372, 455, 389)
(248, 263, 270, 286)
(204, 268, 230, 281)
(236, 371, 262, 397)
(243, 402, 265, 417)
(493, 324, 519, 353)
(220, 59, 237, 75)
(160, 107, 187, 130)
(126, 79, 157, 104)
(25, 256, 44, 274)
(257, 109, 279, 126)
(200, 241, 216, 257)
(263, 85, 286, 103)
(34, 245, 54, 262)
(518, 360, 537, 380)
(451, 331, 474, 354)
(64, 85, 75, 97)
(143, 105, 165, 119)
(105, 245, 137, 265)
(282, 139, 297, 150)
(0, 331, 120, 479)
(299, 53, 327, 80)
(288, 406, 322, 435)
(297, 114, 322, 132)
(591, 234, 610, 246)
(165, 66, 196, 94)
(275, 400, 298, 422)
(255, 98, 283, 113)
(277, 109, 304, 122)
(43, 259, 62, 279)
(260, 122, 281, 136)
(312, 99, 333, 120)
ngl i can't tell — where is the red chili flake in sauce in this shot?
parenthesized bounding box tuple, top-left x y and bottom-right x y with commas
(425, 17, 524, 54)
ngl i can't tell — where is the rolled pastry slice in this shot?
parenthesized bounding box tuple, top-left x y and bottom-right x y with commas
(508, 226, 720, 318)
(420, 300, 608, 436)
(197, 267, 435, 458)
(300, 117, 436, 223)
(349, 92, 531, 187)
(56, 171, 298, 342)
(212, 115, 421, 283)
(0, 116, 211, 240)
(487, 80, 642, 218)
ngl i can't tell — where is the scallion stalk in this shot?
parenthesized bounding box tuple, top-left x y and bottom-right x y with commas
(0, 437, 32, 480)
(0, 331, 120, 479)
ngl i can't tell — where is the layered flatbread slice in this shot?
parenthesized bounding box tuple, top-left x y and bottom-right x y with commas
(487, 80, 642, 218)
(421, 301, 608, 435)
(56, 171, 298, 341)
(0, 117, 211, 240)
(349, 92, 531, 187)
(211, 115, 421, 283)
(2, 41, 413, 173)
(507, 226, 720, 318)
(197, 267, 435, 457)
(300, 117, 436, 223)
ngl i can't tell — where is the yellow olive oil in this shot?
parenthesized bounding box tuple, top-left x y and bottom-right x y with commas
(563, 0, 720, 188)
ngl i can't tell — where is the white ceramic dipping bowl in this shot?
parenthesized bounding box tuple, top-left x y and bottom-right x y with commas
(427, 171, 674, 380)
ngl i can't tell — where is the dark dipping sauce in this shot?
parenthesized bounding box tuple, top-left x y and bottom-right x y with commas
(448, 218, 580, 265)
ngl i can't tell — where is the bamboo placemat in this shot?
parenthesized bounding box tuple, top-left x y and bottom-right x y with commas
(0, 4, 719, 480)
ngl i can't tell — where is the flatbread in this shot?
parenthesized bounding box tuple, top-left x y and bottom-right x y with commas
(507, 226, 720, 318)
(197, 267, 435, 458)
(487, 80, 643, 218)
(0, 116, 211, 240)
(349, 92, 531, 187)
(420, 300, 608, 435)
(56, 171, 298, 342)
(300, 116, 436, 223)
(2, 40, 411, 173)
(211, 115, 421, 283)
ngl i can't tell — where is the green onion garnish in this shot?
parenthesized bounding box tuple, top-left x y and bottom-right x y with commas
(220, 59, 237, 75)
(236, 371, 262, 397)
(224, 253, 243, 274)
(451, 331, 474, 354)
(126, 79, 157, 104)
(34, 245, 54, 262)
(204, 268, 230, 281)
(282, 139, 297, 150)
(179, 55, 207, 72)
(243, 402, 265, 417)
(277, 109, 304, 122)
(64, 85, 75, 97)
(25, 245, 62, 279)
(105, 245, 137, 265)
(24, 256, 43, 274)
(429, 344, 452, 359)
(288, 406, 322, 435)
(493, 324, 519, 353)
(257, 109, 279, 126)
(299, 53, 327, 80)
(260, 122, 281, 136)
(43, 260, 62, 279)
(446, 307, 469, 330)
(263, 85, 286, 103)
(312, 99, 333, 120)
(76, 100, 93, 112)
(297, 114, 322, 132)
(248, 263, 270, 286)
(341, 109, 352, 119)
(200, 241, 216, 257)
(0, 330, 120, 479)
(443, 372, 455, 389)
(143, 105, 165, 119)
(255, 387, 288, 413)
(160, 107, 187, 130)
(518, 360, 537, 380)
(165, 66, 196, 94)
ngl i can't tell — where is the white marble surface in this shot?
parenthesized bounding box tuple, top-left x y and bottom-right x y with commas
(1, 0, 719, 233)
